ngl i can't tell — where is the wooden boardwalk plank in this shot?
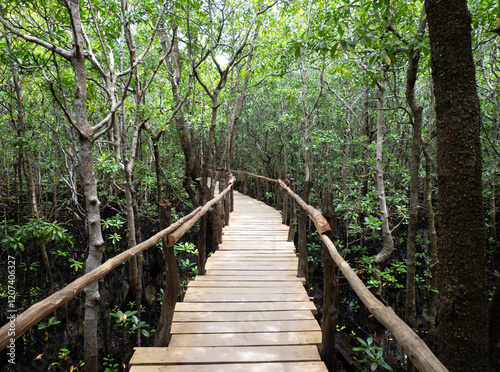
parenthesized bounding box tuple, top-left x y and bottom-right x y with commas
(168, 331, 322, 347)
(128, 191, 326, 370)
(129, 345, 321, 364)
(173, 310, 315, 322)
(130, 362, 328, 372)
(171, 319, 321, 334)
(182, 292, 310, 303)
(187, 280, 303, 288)
(174, 301, 317, 313)
(185, 287, 305, 294)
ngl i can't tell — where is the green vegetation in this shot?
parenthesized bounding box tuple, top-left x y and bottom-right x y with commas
(0, 0, 498, 370)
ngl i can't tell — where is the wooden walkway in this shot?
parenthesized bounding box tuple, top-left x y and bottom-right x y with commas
(129, 191, 328, 371)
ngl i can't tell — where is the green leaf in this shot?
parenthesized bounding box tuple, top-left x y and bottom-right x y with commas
(371, 362, 378, 371)
(294, 45, 301, 58)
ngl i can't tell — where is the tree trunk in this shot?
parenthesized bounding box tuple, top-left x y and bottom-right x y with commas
(425, 1, 489, 370)
(489, 276, 500, 368)
(404, 19, 426, 370)
(422, 143, 439, 347)
(155, 201, 179, 346)
(320, 190, 338, 371)
(373, 76, 395, 296)
(63, 2, 106, 370)
(297, 181, 313, 279)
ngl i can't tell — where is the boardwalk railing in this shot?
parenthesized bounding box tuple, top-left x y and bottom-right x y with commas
(0, 177, 235, 350)
(232, 170, 448, 372)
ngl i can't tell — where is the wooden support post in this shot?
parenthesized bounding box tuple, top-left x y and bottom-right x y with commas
(319, 191, 338, 370)
(287, 178, 297, 243)
(282, 178, 289, 225)
(256, 176, 261, 201)
(243, 172, 249, 195)
(297, 181, 313, 279)
(155, 201, 179, 346)
(224, 171, 231, 226)
(276, 172, 282, 211)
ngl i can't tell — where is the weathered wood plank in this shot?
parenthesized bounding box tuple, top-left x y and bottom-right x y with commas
(205, 265, 297, 271)
(129, 345, 322, 365)
(174, 301, 317, 313)
(182, 292, 310, 303)
(171, 320, 321, 334)
(173, 310, 314, 322)
(185, 287, 305, 294)
(187, 280, 303, 288)
(130, 362, 328, 372)
(204, 270, 298, 277)
(168, 331, 322, 347)
(192, 275, 304, 282)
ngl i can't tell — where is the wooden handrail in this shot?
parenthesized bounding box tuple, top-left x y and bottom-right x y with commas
(234, 170, 448, 372)
(166, 176, 235, 247)
(278, 179, 331, 235)
(231, 170, 279, 183)
(0, 178, 235, 350)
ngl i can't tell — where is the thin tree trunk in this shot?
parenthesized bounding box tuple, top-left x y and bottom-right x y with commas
(373, 76, 395, 296)
(404, 19, 426, 371)
(422, 143, 439, 347)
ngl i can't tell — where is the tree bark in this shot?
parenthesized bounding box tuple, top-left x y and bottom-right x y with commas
(404, 19, 426, 370)
(422, 143, 439, 347)
(297, 181, 313, 279)
(155, 201, 179, 346)
(425, 1, 489, 370)
(373, 76, 395, 295)
(319, 190, 338, 371)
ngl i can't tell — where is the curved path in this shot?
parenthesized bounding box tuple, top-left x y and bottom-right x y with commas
(129, 191, 327, 371)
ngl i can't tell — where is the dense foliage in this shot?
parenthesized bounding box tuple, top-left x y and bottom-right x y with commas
(0, 0, 498, 371)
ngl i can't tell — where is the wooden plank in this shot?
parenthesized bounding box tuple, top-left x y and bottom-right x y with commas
(187, 281, 304, 288)
(173, 310, 314, 322)
(171, 319, 321, 334)
(185, 287, 305, 294)
(130, 362, 328, 372)
(174, 302, 317, 313)
(192, 275, 303, 282)
(182, 292, 310, 303)
(205, 265, 297, 271)
(204, 270, 297, 276)
(168, 331, 322, 347)
(129, 345, 322, 365)
(211, 255, 297, 258)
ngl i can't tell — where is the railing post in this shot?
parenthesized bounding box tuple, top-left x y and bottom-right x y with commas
(155, 200, 179, 346)
(256, 175, 261, 200)
(224, 170, 231, 225)
(243, 171, 249, 195)
(297, 180, 313, 279)
(282, 177, 289, 225)
(319, 190, 338, 369)
(287, 178, 296, 243)
(276, 171, 282, 211)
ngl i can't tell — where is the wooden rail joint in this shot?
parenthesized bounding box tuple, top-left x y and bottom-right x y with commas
(277, 179, 331, 235)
